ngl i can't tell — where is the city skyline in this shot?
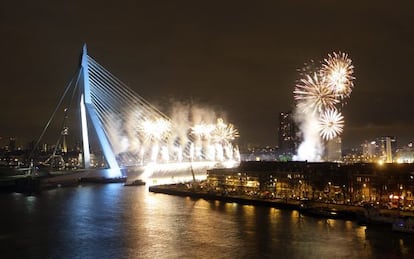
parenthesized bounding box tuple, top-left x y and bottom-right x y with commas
(1, 1, 414, 149)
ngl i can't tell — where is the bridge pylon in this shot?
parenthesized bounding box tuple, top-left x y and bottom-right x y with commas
(79, 44, 122, 177)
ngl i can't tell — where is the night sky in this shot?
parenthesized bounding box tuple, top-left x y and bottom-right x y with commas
(1, 1, 414, 149)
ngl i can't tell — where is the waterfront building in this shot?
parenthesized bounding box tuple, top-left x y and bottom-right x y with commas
(206, 161, 414, 209)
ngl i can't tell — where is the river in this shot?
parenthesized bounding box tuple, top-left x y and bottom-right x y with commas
(1, 183, 413, 258)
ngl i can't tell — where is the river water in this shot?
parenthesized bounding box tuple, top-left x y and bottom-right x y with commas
(1, 183, 414, 258)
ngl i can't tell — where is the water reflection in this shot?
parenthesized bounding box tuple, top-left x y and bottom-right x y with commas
(1, 185, 414, 258)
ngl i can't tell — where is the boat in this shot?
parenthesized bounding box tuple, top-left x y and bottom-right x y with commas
(124, 179, 146, 186)
(0, 166, 31, 177)
(299, 206, 356, 220)
(392, 217, 414, 234)
(357, 204, 396, 225)
(299, 201, 356, 220)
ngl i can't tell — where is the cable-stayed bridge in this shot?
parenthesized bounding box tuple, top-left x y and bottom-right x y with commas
(37, 45, 240, 183)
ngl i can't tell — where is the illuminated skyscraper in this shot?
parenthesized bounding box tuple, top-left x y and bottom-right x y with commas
(378, 136, 396, 163)
(362, 136, 396, 163)
(278, 112, 298, 156)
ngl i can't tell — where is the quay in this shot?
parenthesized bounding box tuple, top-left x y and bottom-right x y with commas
(149, 183, 414, 221)
(149, 183, 363, 218)
(149, 183, 300, 210)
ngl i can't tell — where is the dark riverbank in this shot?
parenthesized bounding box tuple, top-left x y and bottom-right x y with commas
(0, 169, 128, 194)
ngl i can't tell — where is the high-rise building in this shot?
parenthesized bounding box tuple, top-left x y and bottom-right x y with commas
(395, 142, 414, 163)
(278, 111, 298, 156)
(361, 137, 396, 163)
(325, 137, 342, 162)
(362, 140, 377, 159)
(8, 137, 16, 152)
(378, 136, 396, 163)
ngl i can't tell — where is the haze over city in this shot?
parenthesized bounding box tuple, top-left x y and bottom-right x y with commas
(1, 1, 414, 149)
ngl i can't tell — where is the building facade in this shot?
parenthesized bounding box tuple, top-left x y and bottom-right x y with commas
(277, 112, 298, 157)
(324, 137, 342, 162)
(206, 161, 414, 209)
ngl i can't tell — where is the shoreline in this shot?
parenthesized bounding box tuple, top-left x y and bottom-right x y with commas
(149, 184, 300, 210)
(149, 183, 414, 222)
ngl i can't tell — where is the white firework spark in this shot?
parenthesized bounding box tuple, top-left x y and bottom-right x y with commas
(191, 123, 215, 139)
(318, 109, 344, 141)
(138, 118, 171, 142)
(293, 52, 355, 161)
(321, 52, 355, 98)
(212, 118, 239, 144)
(294, 73, 339, 113)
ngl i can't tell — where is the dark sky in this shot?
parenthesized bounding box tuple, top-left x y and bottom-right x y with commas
(1, 0, 414, 149)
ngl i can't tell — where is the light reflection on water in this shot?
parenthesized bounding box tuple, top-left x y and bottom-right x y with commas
(1, 184, 414, 258)
(144, 175, 207, 186)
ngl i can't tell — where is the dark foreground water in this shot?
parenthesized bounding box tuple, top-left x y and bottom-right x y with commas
(1, 184, 414, 258)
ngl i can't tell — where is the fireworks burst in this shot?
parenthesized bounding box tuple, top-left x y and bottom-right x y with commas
(138, 118, 171, 142)
(317, 109, 344, 141)
(124, 105, 241, 166)
(321, 52, 355, 98)
(191, 123, 215, 139)
(294, 73, 339, 113)
(212, 118, 239, 144)
(293, 51, 355, 161)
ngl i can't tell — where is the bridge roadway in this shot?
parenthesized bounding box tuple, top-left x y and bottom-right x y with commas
(39, 168, 146, 188)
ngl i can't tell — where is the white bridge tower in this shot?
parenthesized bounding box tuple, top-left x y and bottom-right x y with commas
(79, 44, 122, 177)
